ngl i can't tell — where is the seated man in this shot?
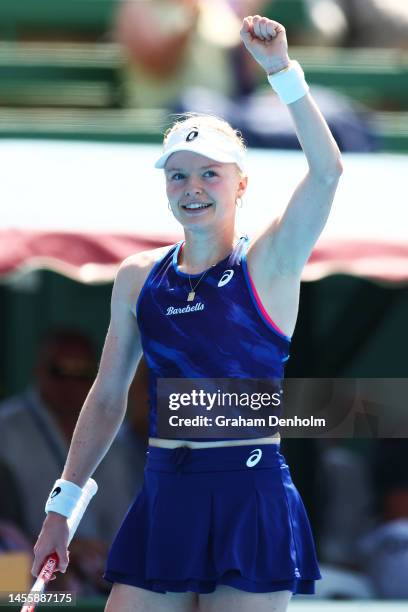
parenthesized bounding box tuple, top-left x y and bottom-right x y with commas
(0, 329, 146, 593)
(114, 0, 270, 106)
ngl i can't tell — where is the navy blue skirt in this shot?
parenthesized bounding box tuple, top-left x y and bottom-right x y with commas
(104, 444, 321, 594)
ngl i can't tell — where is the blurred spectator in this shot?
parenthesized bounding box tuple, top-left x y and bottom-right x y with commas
(0, 329, 145, 594)
(114, 0, 269, 107)
(0, 460, 31, 553)
(316, 440, 375, 568)
(358, 508, 408, 598)
(0, 461, 25, 531)
(176, 84, 377, 151)
(116, 0, 377, 151)
(304, 0, 408, 47)
(356, 440, 408, 598)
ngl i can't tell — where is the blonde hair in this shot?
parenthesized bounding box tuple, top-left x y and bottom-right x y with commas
(163, 112, 247, 172)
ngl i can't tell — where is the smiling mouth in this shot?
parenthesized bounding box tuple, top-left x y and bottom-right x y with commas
(181, 202, 213, 211)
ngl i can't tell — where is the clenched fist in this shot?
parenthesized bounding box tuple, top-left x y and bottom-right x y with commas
(240, 15, 290, 75)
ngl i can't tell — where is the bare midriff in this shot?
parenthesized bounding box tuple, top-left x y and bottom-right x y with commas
(149, 433, 281, 449)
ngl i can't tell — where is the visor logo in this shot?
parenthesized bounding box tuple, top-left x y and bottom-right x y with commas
(186, 129, 199, 142)
(246, 449, 262, 467)
(218, 269, 234, 287)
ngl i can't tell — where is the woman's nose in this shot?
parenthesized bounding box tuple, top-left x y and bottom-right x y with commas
(184, 179, 203, 196)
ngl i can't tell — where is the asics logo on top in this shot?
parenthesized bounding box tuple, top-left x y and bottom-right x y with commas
(246, 449, 262, 467)
(218, 269, 234, 287)
(186, 129, 199, 142)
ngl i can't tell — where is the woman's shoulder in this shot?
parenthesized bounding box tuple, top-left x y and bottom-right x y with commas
(121, 244, 175, 272)
(114, 244, 176, 302)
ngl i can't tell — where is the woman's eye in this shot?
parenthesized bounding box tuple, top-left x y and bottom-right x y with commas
(171, 173, 185, 180)
(203, 170, 217, 177)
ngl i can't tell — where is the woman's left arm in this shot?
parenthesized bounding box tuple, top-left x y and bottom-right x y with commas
(241, 16, 343, 276)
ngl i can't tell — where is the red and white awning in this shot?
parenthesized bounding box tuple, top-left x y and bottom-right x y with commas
(1, 141, 407, 284)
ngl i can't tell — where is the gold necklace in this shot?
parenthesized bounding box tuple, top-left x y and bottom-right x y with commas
(184, 237, 242, 302)
(187, 269, 209, 302)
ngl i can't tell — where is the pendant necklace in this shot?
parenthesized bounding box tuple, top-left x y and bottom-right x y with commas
(187, 269, 209, 302)
(184, 238, 241, 302)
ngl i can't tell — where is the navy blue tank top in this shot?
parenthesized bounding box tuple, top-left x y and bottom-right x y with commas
(136, 236, 291, 439)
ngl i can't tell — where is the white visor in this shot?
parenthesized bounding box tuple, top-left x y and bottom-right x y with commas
(155, 125, 246, 173)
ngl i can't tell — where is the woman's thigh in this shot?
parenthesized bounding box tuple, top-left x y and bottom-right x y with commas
(198, 587, 292, 612)
(105, 583, 198, 612)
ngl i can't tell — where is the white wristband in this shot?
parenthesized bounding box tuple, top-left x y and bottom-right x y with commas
(267, 61, 309, 105)
(45, 479, 83, 519)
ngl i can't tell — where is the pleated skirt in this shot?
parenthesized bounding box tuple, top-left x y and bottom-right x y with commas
(104, 444, 321, 594)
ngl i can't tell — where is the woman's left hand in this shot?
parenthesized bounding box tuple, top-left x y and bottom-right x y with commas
(240, 15, 290, 75)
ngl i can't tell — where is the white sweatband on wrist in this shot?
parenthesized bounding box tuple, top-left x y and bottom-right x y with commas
(45, 479, 83, 519)
(268, 61, 309, 105)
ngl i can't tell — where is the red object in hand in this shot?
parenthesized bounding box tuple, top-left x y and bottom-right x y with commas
(24, 478, 98, 612)
(21, 553, 59, 612)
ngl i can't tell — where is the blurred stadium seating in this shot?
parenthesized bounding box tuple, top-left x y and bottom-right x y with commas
(0, 1, 406, 149)
(0, 43, 122, 108)
(0, 0, 115, 40)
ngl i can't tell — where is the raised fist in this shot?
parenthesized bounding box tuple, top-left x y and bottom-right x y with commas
(240, 15, 290, 74)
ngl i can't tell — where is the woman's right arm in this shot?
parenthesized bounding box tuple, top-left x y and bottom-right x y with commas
(31, 255, 147, 577)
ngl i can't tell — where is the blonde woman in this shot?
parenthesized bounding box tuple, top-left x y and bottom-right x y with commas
(32, 15, 342, 612)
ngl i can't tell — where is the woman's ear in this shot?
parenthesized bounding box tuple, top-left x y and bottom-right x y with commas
(237, 174, 248, 198)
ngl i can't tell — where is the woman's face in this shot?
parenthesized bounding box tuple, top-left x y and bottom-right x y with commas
(164, 151, 247, 230)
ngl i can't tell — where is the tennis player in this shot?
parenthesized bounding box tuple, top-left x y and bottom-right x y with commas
(32, 15, 342, 612)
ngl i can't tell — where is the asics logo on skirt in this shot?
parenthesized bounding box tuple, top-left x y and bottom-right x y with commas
(246, 449, 262, 467)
